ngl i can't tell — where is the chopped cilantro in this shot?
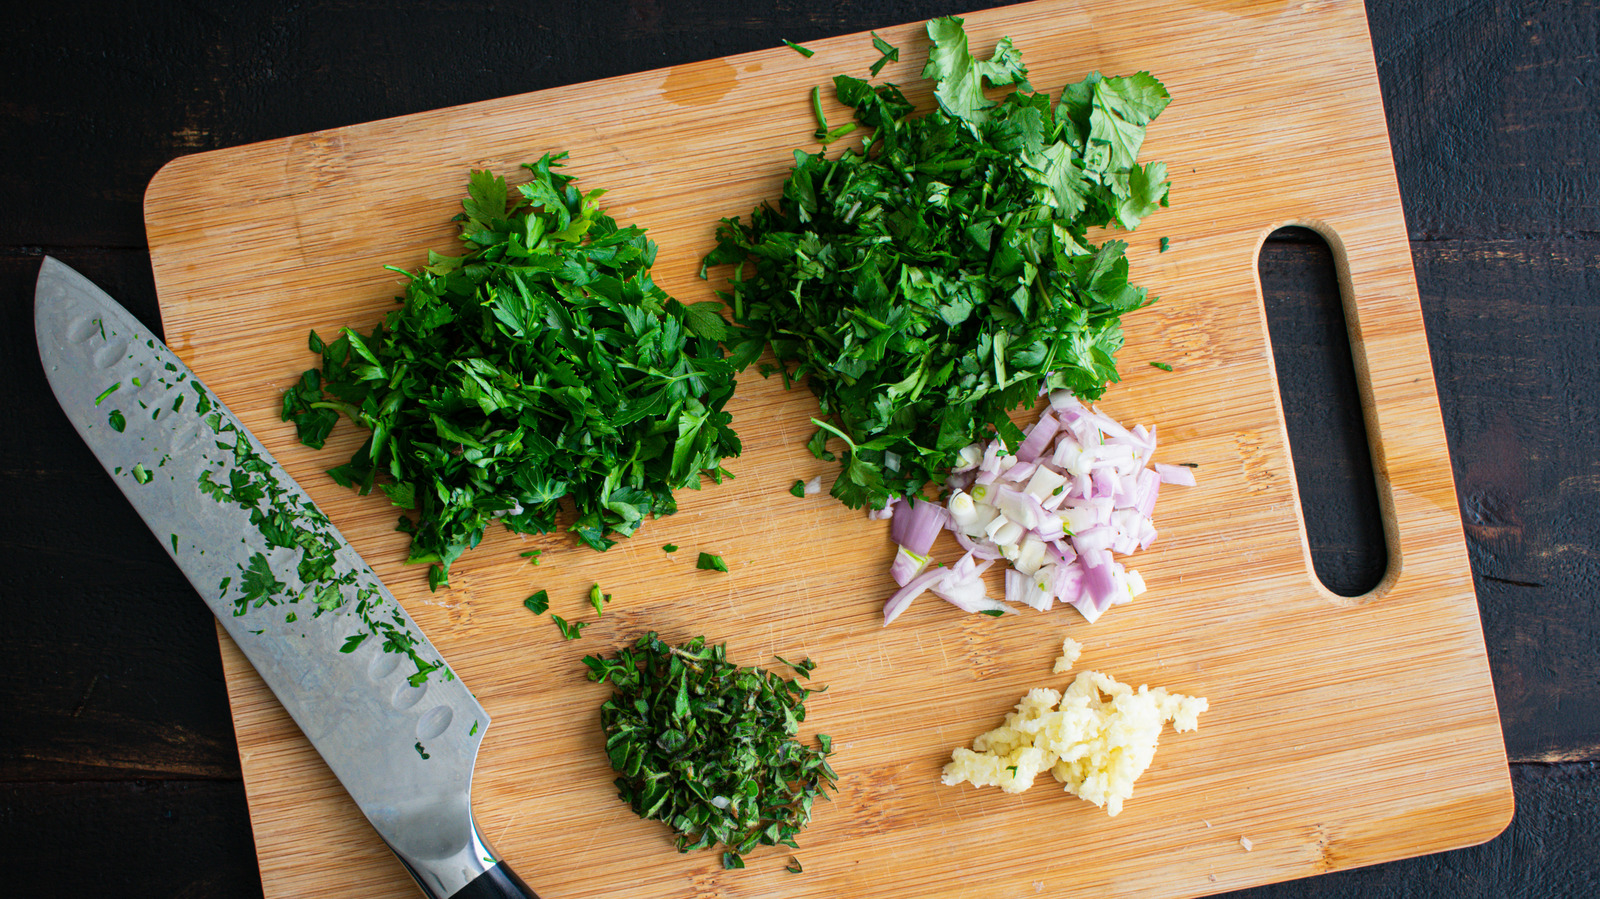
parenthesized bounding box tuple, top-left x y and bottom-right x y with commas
(697, 552, 728, 572)
(703, 17, 1170, 511)
(868, 32, 898, 77)
(339, 633, 368, 653)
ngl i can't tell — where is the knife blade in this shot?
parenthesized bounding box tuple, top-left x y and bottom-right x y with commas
(34, 257, 538, 899)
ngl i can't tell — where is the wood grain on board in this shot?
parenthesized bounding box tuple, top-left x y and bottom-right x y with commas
(143, 1, 1511, 896)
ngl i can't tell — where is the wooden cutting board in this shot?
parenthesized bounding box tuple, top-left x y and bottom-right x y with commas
(143, 1, 1512, 896)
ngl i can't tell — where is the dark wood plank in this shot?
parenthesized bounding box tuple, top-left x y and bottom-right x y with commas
(1415, 238, 1600, 763)
(1369, 0, 1600, 239)
(0, 780, 263, 899)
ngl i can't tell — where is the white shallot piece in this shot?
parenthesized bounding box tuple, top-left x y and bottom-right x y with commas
(879, 392, 1195, 625)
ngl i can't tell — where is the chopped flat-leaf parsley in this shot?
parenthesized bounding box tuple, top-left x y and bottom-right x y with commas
(783, 39, 815, 58)
(583, 634, 836, 870)
(789, 479, 807, 497)
(552, 614, 588, 640)
(524, 589, 550, 615)
(697, 551, 728, 572)
(702, 17, 1171, 511)
(663, 543, 678, 553)
(283, 155, 742, 589)
(1150, 361, 1173, 372)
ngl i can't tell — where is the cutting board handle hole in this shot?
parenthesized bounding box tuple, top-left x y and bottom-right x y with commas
(1259, 226, 1389, 597)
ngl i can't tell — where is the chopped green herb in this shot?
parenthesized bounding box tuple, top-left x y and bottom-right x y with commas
(589, 583, 610, 617)
(697, 552, 728, 572)
(470, 720, 480, 736)
(340, 633, 369, 653)
(1149, 361, 1173, 372)
(552, 614, 587, 640)
(282, 156, 742, 590)
(1159, 236, 1170, 252)
(169, 534, 179, 553)
(285, 612, 297, 623)
(132, 464, 152, 484)
(523, 590, 550, 615)
(414, 741, 430, 760)
(519, 549, 542, 566)
(783, 39, 815, 58)
(662, 543, 678, 553)
(583, 633, 837, 870)
(702, 17, 1170, 512)
(789, 479, 807, 497)
(94, 382, 121, 406)
(979, 609, 1006, 617)
(786, 857, 804, 874)
(108, 410, 126, 432)
(868, 32, 899, 77)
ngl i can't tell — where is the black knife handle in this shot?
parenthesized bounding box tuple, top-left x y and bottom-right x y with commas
(451, 861, 539, 899)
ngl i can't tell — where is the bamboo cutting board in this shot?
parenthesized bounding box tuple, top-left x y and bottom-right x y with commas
(143, 1, 1512, 896)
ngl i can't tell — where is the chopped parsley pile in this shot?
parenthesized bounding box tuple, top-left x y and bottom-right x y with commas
(702, 17, 1171, 510)
(584, 634, 836, 870)
(283, 155, 742, 589)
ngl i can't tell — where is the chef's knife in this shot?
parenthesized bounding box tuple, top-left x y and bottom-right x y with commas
(35, 257, 538, 899)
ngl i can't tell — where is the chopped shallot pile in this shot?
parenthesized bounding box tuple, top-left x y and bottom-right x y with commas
(880, 391, 1194, 626)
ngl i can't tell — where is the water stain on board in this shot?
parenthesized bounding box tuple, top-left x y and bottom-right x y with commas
(662, 57, 736, 108)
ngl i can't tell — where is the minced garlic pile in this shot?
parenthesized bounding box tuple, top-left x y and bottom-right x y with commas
(941, 642, 1206, 816)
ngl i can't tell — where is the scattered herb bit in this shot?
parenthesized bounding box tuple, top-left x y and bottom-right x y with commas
(869, 32, 899, 77)
(702, 17, 1170, 511)
(589, 583, 610, 617)
(583, 633, 837, 870)
(1159, 236, 1170, 252)
(340, 633, 369, 653)
(470, 720, 480, 736)
(108, 409, 126, 432)
(132, 463, 152, 484)
(519, 549, 542, 566)
(783, 39, 815, 58)
(786, 857, 804, 874)
(979, 609, 1007, 617)
(663, 543, 678, 553)
(94, 382, 120, 406)
(169, 534, 179, 553)
(282, 155, 742, 590)
(524, 590, 550, 615)
(697, 552, 728, 572)
(789, 479, 807, 497)
(722, 852, 746, 870)
(1150, 361, 1173, 372)
(552, 614, 588, 640)
(415, 741, 430, 760)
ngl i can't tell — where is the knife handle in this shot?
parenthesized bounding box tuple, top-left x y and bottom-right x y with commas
(451, 861, 538, 899)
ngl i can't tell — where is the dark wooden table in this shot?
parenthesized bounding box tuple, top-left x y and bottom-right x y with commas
(3, 2, 1595, 896)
